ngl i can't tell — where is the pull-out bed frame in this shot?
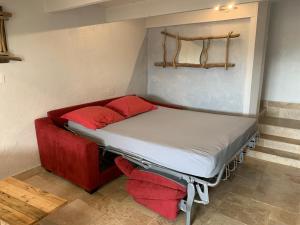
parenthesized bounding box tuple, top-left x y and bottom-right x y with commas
(67, 106, 258, 225)
(103, 131, 258, 225)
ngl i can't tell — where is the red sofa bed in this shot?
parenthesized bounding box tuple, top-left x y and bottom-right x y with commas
(35, 96, 182, 193)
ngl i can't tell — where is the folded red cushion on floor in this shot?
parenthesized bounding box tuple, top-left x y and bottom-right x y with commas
(134, 197, 180, 220)
(127, 179, 186, 200)
(130, 169, 186, 192)
(114, 156, 187, 220)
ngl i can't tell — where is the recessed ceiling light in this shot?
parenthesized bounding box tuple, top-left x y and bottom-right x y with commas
(227, 3, 235, 10)
(214, 5, 221, 11)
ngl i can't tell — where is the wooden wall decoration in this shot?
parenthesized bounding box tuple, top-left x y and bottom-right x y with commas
(154, 30, 240, 70)
(0, 6, 22, 63)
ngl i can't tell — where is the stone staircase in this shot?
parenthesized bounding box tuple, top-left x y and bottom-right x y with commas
(247, 101, 300, 168)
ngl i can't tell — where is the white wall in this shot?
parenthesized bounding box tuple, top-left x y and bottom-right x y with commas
(0, 0, 147, 178)
(105, 0, 263, 23)
(0, 0, 270, 178)
(44, 0, 109, 12)
(263, 0, 300, 103)
(147, 20, 250, 113)
(146, 2, 269, 115)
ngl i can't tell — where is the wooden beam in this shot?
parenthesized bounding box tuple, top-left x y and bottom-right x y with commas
(0, 12, 12, 18)
(0, 55, 22, 63)
(0, 16, 11, 20)
(44, 0, 109, 12)
(161, 31, 240, 41)
(154, 62, 235, 69)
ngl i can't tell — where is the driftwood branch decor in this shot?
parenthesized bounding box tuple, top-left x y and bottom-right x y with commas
(154, 30, 240, 70)
(0, 6, 21, 63)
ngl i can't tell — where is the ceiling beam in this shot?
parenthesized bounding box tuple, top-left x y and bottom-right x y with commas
(105, 0, 262, 23)
(44, 0, 110, 12)
(43, 0, 262, 24)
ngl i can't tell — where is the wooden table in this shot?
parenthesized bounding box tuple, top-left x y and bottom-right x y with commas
(0, 177, 67, 225)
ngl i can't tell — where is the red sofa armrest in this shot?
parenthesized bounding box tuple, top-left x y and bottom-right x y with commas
(35, 118, 100, 192)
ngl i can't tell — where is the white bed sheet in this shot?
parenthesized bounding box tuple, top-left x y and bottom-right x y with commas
(68, 107, 257, 178)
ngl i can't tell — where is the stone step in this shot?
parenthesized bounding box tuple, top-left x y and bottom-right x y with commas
(257, 134, 300, 155)
(263, 100, 300, 120)
(266, 107, 300, 120)
(259, 117, 300, 140)
(247, 146, 300, 168)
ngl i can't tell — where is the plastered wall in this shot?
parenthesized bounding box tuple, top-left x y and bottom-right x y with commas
(0, 0, 147, 178)
(0, 0, 269, 178)
(147, 19, 250, 113)
(263, 0, 300, 103)
(146, 2, 269, 115)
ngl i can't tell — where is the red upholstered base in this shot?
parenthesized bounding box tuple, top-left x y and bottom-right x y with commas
(35, 117, 122, 192)
(115, 157, 187, 220)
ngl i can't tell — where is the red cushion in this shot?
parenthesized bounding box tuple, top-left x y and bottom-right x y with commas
(127, 179, 186, 200)
(130, 169, 186, 192)
(61, 106, 124, 130)
(47, 96, 122, 127)
(114, 157, 135, 177)
(133, 198, 180, 220)
(106, 96, 157, 118)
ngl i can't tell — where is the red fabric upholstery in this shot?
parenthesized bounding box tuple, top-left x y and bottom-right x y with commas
(35, 117, 122, 192)
(127, 179, 186, 200)
(114, 156, 135, 177)
(48, 96, 122, 127)
(130, 170, 186, 192)
(61, 106, 124, 130)
(114, 156, 186, 220)
(106, 96, 157, 118)
(134, 198, 180, 220)
(98, 165, 123, 187)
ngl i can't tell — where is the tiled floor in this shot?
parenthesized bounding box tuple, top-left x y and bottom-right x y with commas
(14, 158, 300, 225)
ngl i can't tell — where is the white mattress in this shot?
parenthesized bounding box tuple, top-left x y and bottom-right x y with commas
(68, 107, 257, 178)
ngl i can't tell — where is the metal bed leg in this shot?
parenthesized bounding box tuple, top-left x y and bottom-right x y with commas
(238, 151, 244, 163)
(186, 183, 196, 225)
(248, 135, 258, 149)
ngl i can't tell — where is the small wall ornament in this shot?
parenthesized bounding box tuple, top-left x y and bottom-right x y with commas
(154, 29, 240, 70)
(0, 6, 22, 63)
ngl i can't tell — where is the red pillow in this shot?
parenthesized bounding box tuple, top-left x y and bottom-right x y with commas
(61, 106, 125, 130)
(106, 96, 157, 118)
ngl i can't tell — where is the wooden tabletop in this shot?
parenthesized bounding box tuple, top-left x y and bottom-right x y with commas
(0, 177, 67, 225)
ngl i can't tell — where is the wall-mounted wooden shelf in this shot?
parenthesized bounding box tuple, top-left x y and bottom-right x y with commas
(160, 30, 240, 41)
(155, 30, 240, 70)
(154, 62, 235, 69)
(0, 54, 22, 63)
(0, 11, 12, 20)
(0, 6, 22, 63)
